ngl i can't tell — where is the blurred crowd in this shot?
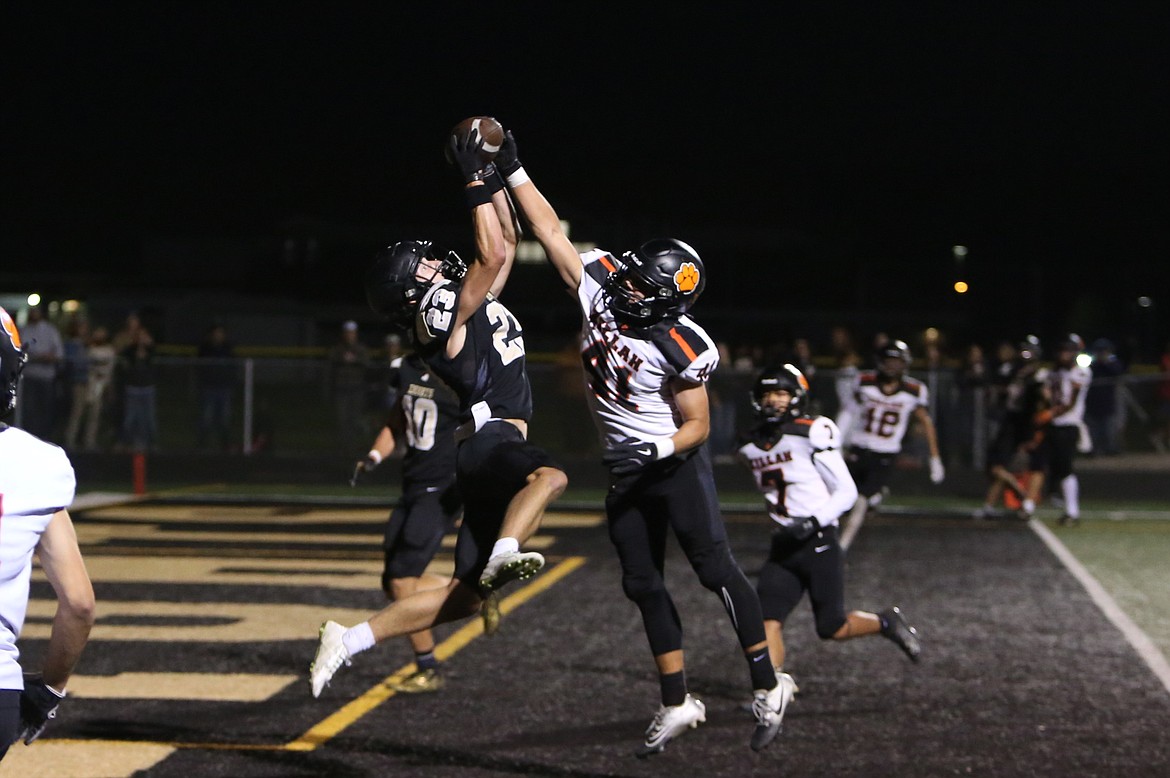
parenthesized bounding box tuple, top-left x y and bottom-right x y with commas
(9, 306, 1170, 465)
(704, 326, 1170, 466)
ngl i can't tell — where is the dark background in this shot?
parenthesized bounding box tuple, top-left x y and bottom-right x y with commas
(5, 4, 1169, 358)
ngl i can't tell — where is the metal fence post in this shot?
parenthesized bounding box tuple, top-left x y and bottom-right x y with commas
(243, 357, 254, 455)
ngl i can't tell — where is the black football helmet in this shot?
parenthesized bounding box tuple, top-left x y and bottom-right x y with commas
(876, 339, 911, 379)
(364, 240, 467, 330)
(751, 364, 810, 423)
(602, 238, 706, 333)
(1, 306, 27, 419)
(1018, 334, 1042, 362)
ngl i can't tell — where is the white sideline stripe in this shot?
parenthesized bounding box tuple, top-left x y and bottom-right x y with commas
(1030, 519, 1170, 696)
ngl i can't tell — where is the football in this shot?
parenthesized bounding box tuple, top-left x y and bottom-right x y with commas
(449, 116, 505, 163)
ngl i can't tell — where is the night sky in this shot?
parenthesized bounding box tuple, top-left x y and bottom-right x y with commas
(5, 4, 1169, 356)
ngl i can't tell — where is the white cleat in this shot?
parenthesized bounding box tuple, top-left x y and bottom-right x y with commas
(636, 694, 706, 758)
(310, 620, 351, 698)
(750, 671, 797, 751)
(478, 550, 545, 592)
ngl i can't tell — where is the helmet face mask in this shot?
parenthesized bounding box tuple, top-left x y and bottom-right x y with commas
(751, 364, 810, 424)
(365, 240, 467, 331)
(876, 340, 911, 380)
(1, 306, 27, 419)
(602, 238, 705, 333)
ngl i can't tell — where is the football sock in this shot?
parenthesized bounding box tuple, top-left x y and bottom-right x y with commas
(342, 622, 376, 656)
(659, 670, 687, 707)
(414, 649, 439, 671)
(746, 646, 777, 691)
(1061, 475, 1080, 518)
(490, 537, 519, 558)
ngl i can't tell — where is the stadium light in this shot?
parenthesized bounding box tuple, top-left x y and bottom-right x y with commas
(953, 281, 969, 294)
(27, 293, 41, 307)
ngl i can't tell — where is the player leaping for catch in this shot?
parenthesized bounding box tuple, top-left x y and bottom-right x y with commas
(499, 128, 794, 755)
(310, 126, 567, 699)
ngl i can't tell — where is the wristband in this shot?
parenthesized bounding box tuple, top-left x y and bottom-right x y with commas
(505, 166, 530, 188)
(654, 437, 675, 459)
(366, 450, 383, 466)
(482, 165, 504, 195)
(464, 182, 493, 209)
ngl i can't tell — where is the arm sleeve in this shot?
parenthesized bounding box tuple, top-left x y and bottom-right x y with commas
(811, 446, 859, 525)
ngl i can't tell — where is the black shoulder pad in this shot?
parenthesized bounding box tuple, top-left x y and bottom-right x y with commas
(901, 377, 925, 396)
(781, 418, 813, 438)
(583, 253, 620, 286)
(651, 323, 710, 373)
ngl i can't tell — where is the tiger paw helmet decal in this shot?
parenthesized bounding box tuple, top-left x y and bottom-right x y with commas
(674, 262, 700, 294)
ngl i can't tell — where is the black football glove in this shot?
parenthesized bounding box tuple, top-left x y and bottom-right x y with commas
(779, 516, 819, 542)
(447, 128, 486, 183)
(19, 673, 65, 745)
(603, 438, 664, 476)
(495, 130, 522, 177)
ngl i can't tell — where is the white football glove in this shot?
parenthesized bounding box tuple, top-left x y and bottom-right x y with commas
(929, 456, 945, 484)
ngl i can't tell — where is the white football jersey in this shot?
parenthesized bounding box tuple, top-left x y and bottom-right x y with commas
(843, 371, 929, 454)
(1048, 364, 1092, 426)
(738, 416, 857, 529)
(576, 250, 718, 447)
(0, 425, 77, 689)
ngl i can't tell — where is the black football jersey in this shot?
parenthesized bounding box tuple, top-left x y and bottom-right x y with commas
(390, 354, 460, 485)
(415, 280, 533, 424)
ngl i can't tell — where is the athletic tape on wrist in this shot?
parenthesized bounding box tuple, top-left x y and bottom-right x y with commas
(366, 450, 383, 465)
(655, 437, 675, 459)
(505, 166, 530, 188)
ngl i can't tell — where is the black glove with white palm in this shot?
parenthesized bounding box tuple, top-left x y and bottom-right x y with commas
(495, 130, 529, 187)
(19, 673, 66, 744)
(602, 436, 676, 476)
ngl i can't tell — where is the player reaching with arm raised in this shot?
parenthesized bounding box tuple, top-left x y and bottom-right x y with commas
(310, 126, 567, 699)
(737, 364, 921, 692)
(500, 130, 793, 755)
(0, 307, 96, 761)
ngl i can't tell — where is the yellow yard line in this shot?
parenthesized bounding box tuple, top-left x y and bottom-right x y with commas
(286, 555, 585, 751)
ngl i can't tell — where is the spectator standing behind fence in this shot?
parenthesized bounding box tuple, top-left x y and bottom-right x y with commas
(829, 326, 861, 420)
(17, 306, 63, 441)
(196, 324, 236, 451)
(1085, 338, 1124, 456)
(329, 320, 370, 455)
(952, 343, 988, 467)
(1153, 339, 1170, 454)
(117, 327, 157, 452)
(59, 317, 90, 446)
(65, 325, 115, 451)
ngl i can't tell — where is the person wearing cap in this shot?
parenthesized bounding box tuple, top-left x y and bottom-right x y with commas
(328, 320, 371, 456)
(0, 306, 96, 759)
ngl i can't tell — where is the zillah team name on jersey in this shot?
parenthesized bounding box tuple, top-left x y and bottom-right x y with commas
(576, 250, 718, 445)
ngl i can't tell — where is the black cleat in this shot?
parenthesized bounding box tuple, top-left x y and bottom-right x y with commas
(1057, 514, 1080, 527)
(879, 607, 921, 662)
